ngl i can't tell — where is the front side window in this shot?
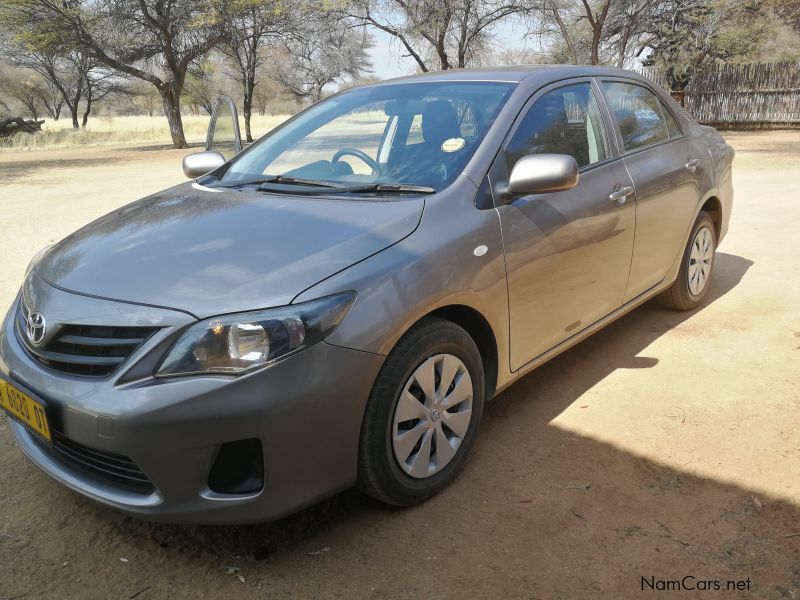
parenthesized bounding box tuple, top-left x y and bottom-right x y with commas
(214, 81, 515, 192)
(602, 82, 680, 151)
(505, 82, 608, 172)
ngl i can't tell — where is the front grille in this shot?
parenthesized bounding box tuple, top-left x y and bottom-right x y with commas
(34, 432, 155, 494)
(17, 307, 158, 377)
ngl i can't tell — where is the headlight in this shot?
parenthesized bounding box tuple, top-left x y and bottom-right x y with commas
(156, 292, 355, 377)
(25, 244, 53, 277)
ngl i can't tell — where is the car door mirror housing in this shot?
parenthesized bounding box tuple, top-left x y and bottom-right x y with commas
(507, 154, 579, 196)
(182, 151, 226, 179)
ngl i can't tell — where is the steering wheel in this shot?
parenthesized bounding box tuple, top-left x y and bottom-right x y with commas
(332, 147, 382, 175)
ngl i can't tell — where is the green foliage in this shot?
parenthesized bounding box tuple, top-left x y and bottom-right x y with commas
(643, 0, 768, 89)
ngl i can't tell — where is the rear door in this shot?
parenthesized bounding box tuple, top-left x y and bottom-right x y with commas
(491, 79, 636, 370)
(598, 80, 708, 301)
(206, 95, 242, 160)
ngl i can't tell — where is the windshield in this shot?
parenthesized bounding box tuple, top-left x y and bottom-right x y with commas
(213, 81, 516, 192)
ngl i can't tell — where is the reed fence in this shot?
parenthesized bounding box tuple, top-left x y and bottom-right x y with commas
(635, 61, 800, 128)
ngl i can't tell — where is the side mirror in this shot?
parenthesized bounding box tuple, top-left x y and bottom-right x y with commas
(507, 154, 579, 196)
(182, 151, 225, 179)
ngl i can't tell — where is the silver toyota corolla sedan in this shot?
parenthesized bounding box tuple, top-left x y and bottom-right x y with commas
(0, 66, 733, 523)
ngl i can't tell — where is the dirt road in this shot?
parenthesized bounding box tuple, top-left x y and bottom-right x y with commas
(1, 132, 799, 599)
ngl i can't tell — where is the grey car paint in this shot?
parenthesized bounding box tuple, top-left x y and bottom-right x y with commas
(35, 186, 424, 318)
(0, 65, 733, 523)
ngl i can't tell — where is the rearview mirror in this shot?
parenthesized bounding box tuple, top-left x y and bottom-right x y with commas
(507, 154, 579, 196)
(182, 151, 225, 179)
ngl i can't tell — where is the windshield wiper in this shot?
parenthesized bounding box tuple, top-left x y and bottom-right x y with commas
(209, 175, 347, 189)
(257, 175, 348, 189)
(339, 183, 436, 195)
(252, 181, 436, 196)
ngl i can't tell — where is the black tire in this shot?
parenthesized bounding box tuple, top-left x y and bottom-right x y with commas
(658, 211, 717, 311)
(357, 316, 485, 506)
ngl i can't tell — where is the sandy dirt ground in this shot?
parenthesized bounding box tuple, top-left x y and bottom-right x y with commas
(0, 132, 799, 599)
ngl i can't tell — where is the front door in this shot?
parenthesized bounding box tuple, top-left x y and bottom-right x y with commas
(491, 80, 635, 370)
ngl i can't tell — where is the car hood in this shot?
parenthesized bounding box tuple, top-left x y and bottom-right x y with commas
(35, 183, 424, 318)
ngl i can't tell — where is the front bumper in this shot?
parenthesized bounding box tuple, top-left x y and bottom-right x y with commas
(1, 279, 384, 524)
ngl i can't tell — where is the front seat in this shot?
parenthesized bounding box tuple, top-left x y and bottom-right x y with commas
(421, 100, 461, 149)
(388, 100, 466, 185)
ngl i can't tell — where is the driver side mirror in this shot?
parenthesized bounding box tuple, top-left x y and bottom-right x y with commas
(507, 154, 579, 196)
(182, 151, 225, 179)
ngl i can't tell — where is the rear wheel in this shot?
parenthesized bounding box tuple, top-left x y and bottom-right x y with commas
(357, 317, 485, 506)
(658, 211, 716, 310)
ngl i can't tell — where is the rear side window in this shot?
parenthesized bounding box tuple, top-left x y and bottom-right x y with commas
(506, 82, 608, 171)
(602, 82, 680, 151)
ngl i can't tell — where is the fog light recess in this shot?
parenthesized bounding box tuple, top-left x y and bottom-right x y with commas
(208, 438, 264, 494)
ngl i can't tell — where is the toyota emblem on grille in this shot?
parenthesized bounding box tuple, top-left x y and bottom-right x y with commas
(26, 311, 46, 346)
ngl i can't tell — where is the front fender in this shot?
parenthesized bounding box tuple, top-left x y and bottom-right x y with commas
(292, 175, 512, 391)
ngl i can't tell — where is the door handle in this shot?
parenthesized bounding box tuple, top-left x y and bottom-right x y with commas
(685, 158, 703, 172)
(609, 185, 634, 206)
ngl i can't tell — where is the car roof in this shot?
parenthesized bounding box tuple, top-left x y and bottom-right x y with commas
(368, 64, 642, 85)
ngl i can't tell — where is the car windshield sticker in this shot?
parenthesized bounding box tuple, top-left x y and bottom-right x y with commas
(441, 138, 465, 152)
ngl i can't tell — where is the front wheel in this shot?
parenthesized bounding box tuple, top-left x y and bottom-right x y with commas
(658, 211, 716, 310)
(357, 317, 485, 506)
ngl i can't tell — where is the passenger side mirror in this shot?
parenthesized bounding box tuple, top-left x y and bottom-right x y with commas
(182, 151, 225, 179)
(507, 154, 579, 196)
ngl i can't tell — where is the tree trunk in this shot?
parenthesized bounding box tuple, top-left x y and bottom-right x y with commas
(243, 78, 254, 143)
(668, 74, 690, 107)
(616, 24, 632, 68)
(159, 83, 188, 149)
(70, 105, 80, 129)
(81, 95, 92, 128)
(591, 30, 601, 65)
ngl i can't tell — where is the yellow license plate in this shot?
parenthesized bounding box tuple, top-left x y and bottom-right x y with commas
(0, 379, 51, 442)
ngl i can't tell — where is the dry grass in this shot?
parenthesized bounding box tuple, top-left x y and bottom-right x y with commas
(1, 113, 290, 151)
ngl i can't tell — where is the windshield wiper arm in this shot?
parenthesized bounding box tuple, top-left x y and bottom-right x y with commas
(209, 175, 347, 189)
(252, 181, 436, 196)
(341, 183, 436, 195)
(257, 175, 348, 189)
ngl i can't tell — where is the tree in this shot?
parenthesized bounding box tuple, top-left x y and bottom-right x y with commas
(222, 0, 284, 142)
(3, 0, 230, 147)
(184, 61, 225, 115)
(252, 73, 283, 115)
(81, 66, 124, 127)
(0, 9, 96, 128)
(603, 0, 649, 67)
(772, 0, 800, 33)
(580, 0, 614, 64)
(0, 63, 69, 120)
(18, 50, 94, 128)
(129, 80, 162, 117)
(349, 0, 522, 72)
(523, 0, 616, 65)
(275, 18, 374, 103)
(641, 0, 767, 94)
(491, 47, 543, 64)
(39, 76, 65, 120)
(1, 71, 46, 119)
